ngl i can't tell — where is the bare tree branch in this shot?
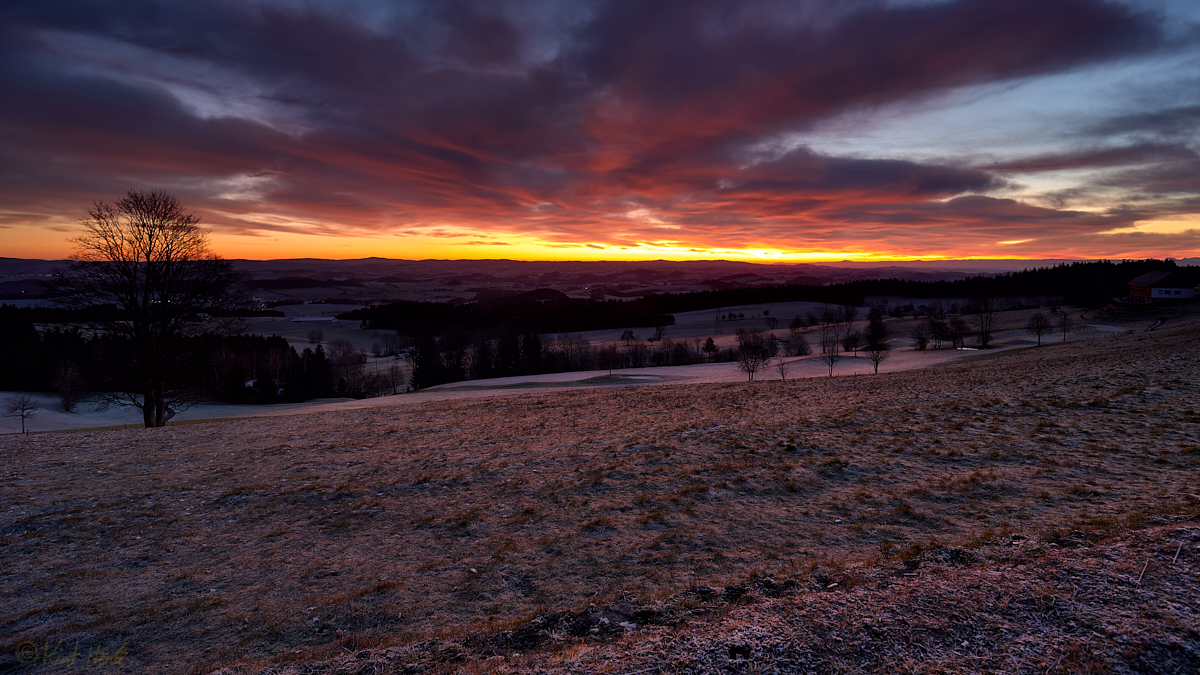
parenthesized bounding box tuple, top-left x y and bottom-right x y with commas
(48, 190, 244, 427)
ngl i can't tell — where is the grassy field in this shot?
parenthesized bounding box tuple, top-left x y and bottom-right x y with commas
(3, 309, 1199, 673)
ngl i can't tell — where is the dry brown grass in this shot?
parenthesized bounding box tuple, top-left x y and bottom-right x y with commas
(3, 311, 1200, 673)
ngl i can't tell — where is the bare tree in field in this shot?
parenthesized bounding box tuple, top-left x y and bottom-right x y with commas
(785, 326, 811, 356)
(819, 324, 842, 376)
(948, 315, 972, 348)
(928, 316, 950, 349)
(865, 307, 889, 350)
(52, 361, 87, 412)
(49, 190, 242, 427)
(626, 340, 649, 368)
(775, 357, 791, 381)
(598, 343, 620, 374)
(910, 321, 930, 350)
(839, 304, 860, 325)
(735, 328, 771, 382)
(865, 344, 889, 374)
(3, 394, 39, 433)
(972, 296, 998, 348)
(842, 328, 863, 356)
(653, 321, 668, 342)
(1026, 311, 1052, 346)
(383, 361, 407, 395)
(1058, 312, 1076, 343)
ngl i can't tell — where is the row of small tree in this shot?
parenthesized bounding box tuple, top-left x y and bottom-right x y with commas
(731, 306, 895, 381)
(405, 331, 754, 390)
(909, 307, 1076, 350)
(1024, 311, 1076, 346)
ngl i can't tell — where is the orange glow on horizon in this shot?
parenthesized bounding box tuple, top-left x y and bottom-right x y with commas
(0, 223, 1093, 264)
(4, 215, 1181, 264)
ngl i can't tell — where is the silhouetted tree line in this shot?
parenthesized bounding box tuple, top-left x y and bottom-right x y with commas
(0, 304, 361, 404)
(0, 307, 90, 392)
(9, 303, 285, 323)
(638, 259, 1191, 313)
(342, 289, 676, 335)
(343, 260, 1191, 341)
(405, 328, 743, 390)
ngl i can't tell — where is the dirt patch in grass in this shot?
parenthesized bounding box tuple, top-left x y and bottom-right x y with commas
(3, 315, 1200, 673)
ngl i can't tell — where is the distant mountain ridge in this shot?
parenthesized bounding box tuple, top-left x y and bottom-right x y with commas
(4, 257, 1196, 303)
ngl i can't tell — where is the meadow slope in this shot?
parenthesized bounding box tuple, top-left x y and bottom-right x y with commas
(2, 311, 1198, 674)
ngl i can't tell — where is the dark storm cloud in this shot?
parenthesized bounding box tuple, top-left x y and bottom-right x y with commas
(0, 0, 1191, 256)
(577, 0, 1156, 134)
(731, 150, 1004, 201)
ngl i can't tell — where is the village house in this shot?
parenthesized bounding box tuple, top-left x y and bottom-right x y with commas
(1127, 271, 1197, 303)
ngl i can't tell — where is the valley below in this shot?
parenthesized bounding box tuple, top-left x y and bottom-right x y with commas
(3, 310, 1199, 674)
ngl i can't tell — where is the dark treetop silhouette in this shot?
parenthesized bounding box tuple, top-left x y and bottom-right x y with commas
(51, 190, 242, 427)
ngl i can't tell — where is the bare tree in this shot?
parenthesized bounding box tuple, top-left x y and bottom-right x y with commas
(865, 344, 889, 374)
(842, 329, 863, 356)
(948, 315, 972, 348)
(307, 328, 324, 344)
(775, 357, 791, 381)
(973, 296, 998, 348)
(626, 340, 649, 368)
(1058, 312, 1076, 343)
(819, 325, 842, 376)
(909, 321, 930, 350)
(928, 316, 950, 349)
(652, 321, 668, 342)
(735, 328, 771, 381)
(383, 361, 407, 395)
(49, 190, 242, 427)
(785, 326, 811, 356)
(620, 330, 636, 347)
(840, 304, 860, 325)
(1026, 312, 1052, 346)
(598, 343, 621, 374)
(3, 394, 39, 433)
(819, 303, 838, 326)
(558, 333, 593, 371)
(381, 331, 405, 357)
(865, 307, 889, 349)
(52, 361, 88, 412)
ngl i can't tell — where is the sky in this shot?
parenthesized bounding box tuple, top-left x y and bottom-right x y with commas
(2, 0, 1199, 262)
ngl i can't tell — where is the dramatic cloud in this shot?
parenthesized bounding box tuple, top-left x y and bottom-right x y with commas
(1, 0, 1198, 260)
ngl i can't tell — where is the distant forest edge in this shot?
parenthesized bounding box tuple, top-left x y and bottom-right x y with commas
(342, 259, 1195, 336)
(341, 288, 678, 335)
(2, 259, 1194, 406)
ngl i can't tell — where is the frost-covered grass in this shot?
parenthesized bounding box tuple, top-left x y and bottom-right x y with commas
(2, 309, 1198, 673)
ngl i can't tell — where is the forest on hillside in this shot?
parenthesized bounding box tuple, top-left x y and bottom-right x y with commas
(345, 259, 1193, 337)
(4, 259, 1193, 404)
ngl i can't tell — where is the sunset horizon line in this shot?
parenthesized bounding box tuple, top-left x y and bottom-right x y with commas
(10, 253, 1194, 265)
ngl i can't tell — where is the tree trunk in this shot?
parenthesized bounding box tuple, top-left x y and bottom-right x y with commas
(143, 391, 168, 427)
(155, 398, 168, 427)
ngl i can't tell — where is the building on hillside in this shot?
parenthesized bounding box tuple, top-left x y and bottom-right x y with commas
(1127, 271, 1196, 303)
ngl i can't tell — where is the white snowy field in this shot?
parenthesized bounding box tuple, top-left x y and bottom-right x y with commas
(0, 393, 359, 435)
